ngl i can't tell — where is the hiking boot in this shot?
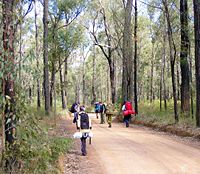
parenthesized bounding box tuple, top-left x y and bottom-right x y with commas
(82, 153, 87, 156)
(108, 124, 111, 128)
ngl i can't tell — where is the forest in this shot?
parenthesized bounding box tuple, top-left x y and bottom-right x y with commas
(0, 0, 200, 173)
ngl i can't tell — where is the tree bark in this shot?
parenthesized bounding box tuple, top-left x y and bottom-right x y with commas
(193, 0, 200, 126)
(64, 57, 68, 106)
(134, 0, 138, 114)
(189, 42, 194, 117)
(90, 8, 116, 104)
(150, 41, 154, 103)
(2, 0, 15, 149)
(43, 0, 50, 114)
(122, 0, 134, 102)
(176, 61, 181, 100)
(91, 49, 96, 104)
(50, 63, 55, 108)
(82, 56, 86, 105)
(35, 0, 41, 108)
(180, 0, 190, 114)
(59, 57, 66, 109)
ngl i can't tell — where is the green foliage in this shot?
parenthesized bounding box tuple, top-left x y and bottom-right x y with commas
(1, 87, 72, 173)
(137, 100, 196, 127)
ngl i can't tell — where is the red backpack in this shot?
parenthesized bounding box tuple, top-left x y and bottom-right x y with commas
(123, 101, 135, 116)
(125, 101, 132, 110)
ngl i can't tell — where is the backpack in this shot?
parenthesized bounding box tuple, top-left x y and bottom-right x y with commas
(95, 103, 100, 112)
(123, 101, 135, 116)
(80, 113, 89, 129)
(70, 103, 77, 113)
(99, 104, 104, 112)
(106, 103, 114, 115)
(125, 101, 133, 110)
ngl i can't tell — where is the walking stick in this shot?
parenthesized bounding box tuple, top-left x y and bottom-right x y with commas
(89, 137, 92, 145)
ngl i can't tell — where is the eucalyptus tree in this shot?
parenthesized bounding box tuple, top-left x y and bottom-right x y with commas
(134, 0, 138, 113)
(47, 0, 87, 109)
(122, 0, 134, 102)
(180, 0, 190, 114)
(162, 0, 179, 123)
(2, 0, 16, 152)
(193, 0, 200, 126)
(86, 0, 123, 104)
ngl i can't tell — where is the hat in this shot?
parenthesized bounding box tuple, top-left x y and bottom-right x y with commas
(80, 106, 85, 111)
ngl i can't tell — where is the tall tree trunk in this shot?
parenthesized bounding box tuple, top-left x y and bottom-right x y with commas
(59, 57, 66, 109)
(35, 0, 41, 108)
(82, 56, 86, 105)
(176, 61, 181, 100)
(107, 66, 110, 103)
(189, 42, 194, 117)
(163, 0, 179, 123)
(193, 0, 200, 126)
(92, 49, 96, 104)
(43, 0, 50, 114)
(180, 0, 190, 114)
(122, 0, 134, 102)
(19, 23, 22, 82)
(2, 0, 15, 150)
(109, 60, 116, 103)
(163, 34, 167, 111)
(64, 57, 68, 106)
(134, 0, 138, 114)
(92, 7, 116, 104)
(50, 63, 55, 108)
(150, 41, 154, 103)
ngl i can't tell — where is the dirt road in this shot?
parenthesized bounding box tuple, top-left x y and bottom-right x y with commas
(84, 113, 200, 174)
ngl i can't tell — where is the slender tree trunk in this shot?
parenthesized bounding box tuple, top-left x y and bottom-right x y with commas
(35, 0, 41, 108)
(160, 21, 167, 111)
(150, 41, 154, 103)
(53, 78, 56, 124)
(82, 56, 86, 105)
(163, 37, 167, 111)
(163, 0, 179, 123)
(19, 23, 22, 82)
(109, 60, 116, 103)
(134, 0, 138, 114)
(122, 0, 134, 102)
(59, 57, 66, 109)
(193, 0, 200, 126)
(43, 0, 50, 114)
(176, 61, 181, 100)
(50, 64, 55, 108)
(92, 49, 96, 104)
(100, 69, 103, 102)
(160, 50, 165, 111)
(107, 66, 110, 103)
(64, 57, 68, 106)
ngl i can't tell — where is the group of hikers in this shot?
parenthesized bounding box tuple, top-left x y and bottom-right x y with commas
(70, 100, 135, 156)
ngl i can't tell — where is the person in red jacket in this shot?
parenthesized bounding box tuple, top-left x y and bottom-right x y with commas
(122, 101, 135, 127)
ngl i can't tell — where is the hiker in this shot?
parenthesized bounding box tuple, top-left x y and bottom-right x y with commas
(77, 106, 92, 156)
(94, 102, 100, 119)
(105, 103, 114, 128)
(122, 101, 135, 127)
(70, 102, 80, 124)
(99, 102, 106, 124)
